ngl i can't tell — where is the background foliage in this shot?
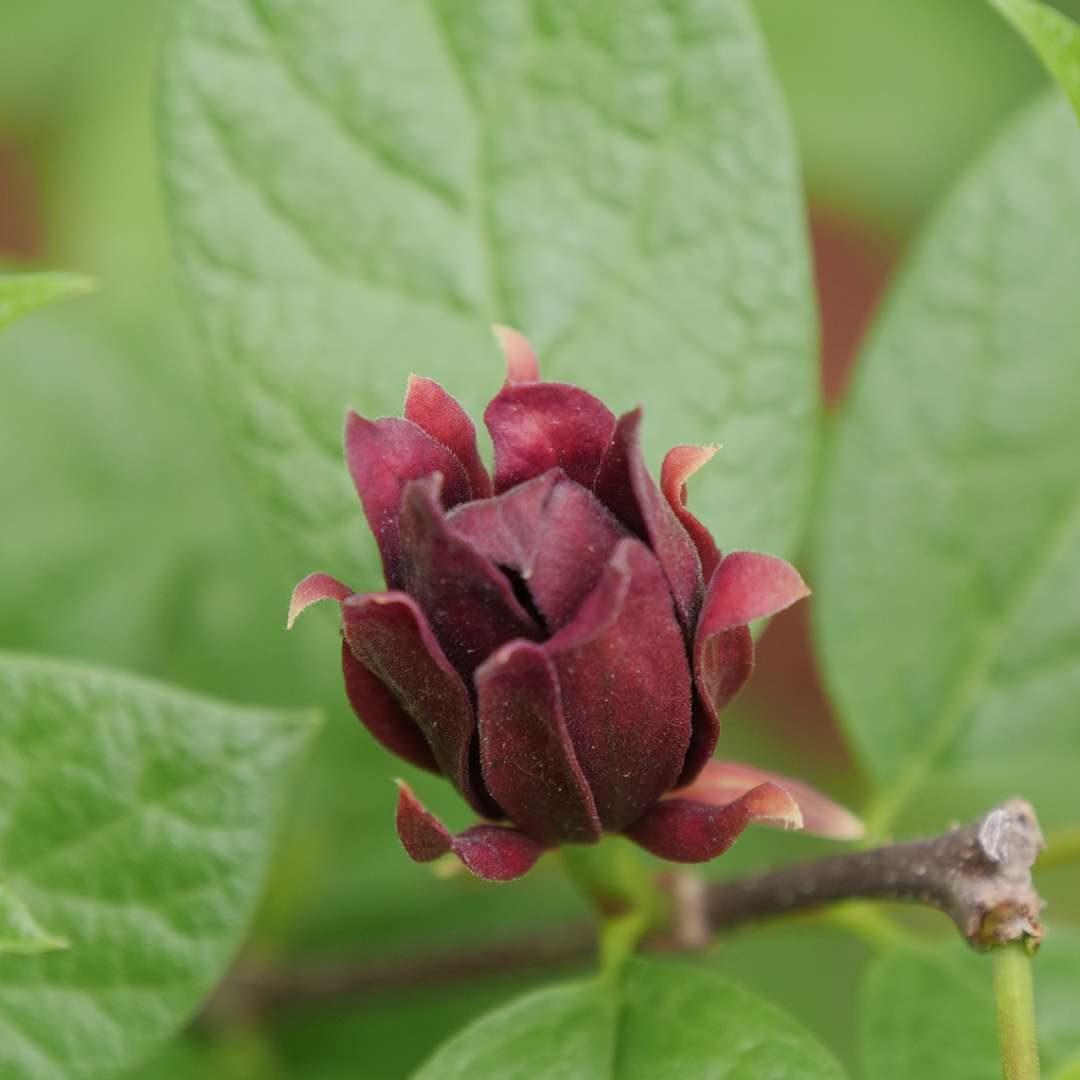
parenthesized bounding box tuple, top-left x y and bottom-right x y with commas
(2, 0, 1079, 1076)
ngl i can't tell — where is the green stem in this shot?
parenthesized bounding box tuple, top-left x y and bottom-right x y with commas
(993, 943, 1041, 1080)
(559, 839, 665, 980)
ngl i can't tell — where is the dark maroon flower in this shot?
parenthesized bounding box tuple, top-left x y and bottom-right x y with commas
(290, 329, 861, 881)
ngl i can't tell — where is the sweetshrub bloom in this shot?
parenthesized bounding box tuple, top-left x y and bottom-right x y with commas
(290, 328, 863, 881)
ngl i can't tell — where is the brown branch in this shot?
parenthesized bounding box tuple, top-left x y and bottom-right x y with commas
(202, 799, 1045, 1024)
(702, 797, 1045, 950)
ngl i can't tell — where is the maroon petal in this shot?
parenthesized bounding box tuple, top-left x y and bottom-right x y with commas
(484, 382, 616, 493)
(544, 538, 693, 832)
(492, 324, 540, 383)
(342, 642, 439, 773)
(395, 781, 545, 882)
(681, 551, 811, 785)
(287, 572, 353, 629)
(345, 411, 473, 587)
(404, 375, 492, 498)
(447, 469, 628, 630)
(343, 591, 491, 815)
(398, 475, 543, 675)
(661, 445, 721, 583)
(594, 409, 703, 632)
(675, 759, 865, 841)
(624, 783, 802, 863)
(476, 640, 601, 845)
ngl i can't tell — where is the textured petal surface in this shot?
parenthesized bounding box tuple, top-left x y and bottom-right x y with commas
(594, 409, 703, 632)
(343, 591, 488, 814)
(682, 551, 811, 785)
(345, 412, 472, 587)
(398, 476, 543, 675)
(404, 375, 492, 498)
(624, 783, 802, 863)
(492, 324, 540, 383)
(286, 572, 352, 628)
(661, 445, 721, 583)
(545, 538, 693, 832)
(484, 381, 616, 493)
(342, 642, 439, 774)
(476, 640, 601, 845)
(395, 782, 544, 882)
(675, 759, 865, 841)
(448, 469, 628, 630)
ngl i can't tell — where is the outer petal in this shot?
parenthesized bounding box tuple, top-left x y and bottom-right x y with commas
(404, 375, 492, 498)
(674, 759, 865, 841)
(681, 551, 811, 785)
(395, 781, 544, 882)
(476, 640, 602, 845)
(492, 324, 540, 383)
(624, 783, 802, 863)
(544, 538, 693, 832)
(660, 445, 721, 583)
(345, 411, 472, 587)
(343, 591, 491, 815)
(484, 382, 616, 493)
(398, 475, 543, 675)
(342, 642, 439, 774)
(287, 572, 352, 629)
(594, 409, 703, 632)
(447, 469, 628, 630)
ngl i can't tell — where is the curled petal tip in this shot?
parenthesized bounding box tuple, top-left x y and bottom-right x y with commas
(395, 780, 453, 862)
(287, 573, 352, 629)
(394, 781, 544, 881)
(677, 759, 864, 841)
(744, 783, 804, 831)
(491, 324, 540, 382)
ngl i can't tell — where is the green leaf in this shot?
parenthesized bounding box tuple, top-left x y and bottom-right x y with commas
(0, 653, 319, 1079)
(414, 957, 847, 1079)
(990, 0, 1080, 120)
(159, 0, 818, 588)
(859, 931, 1080, 1079)
(0, 272, 92, 334)
(0, 882, 68, 955)
(814, 94, 1080, 837)
(749, 0, 1080, 231)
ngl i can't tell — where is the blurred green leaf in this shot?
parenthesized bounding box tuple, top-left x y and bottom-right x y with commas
(0, 300, 330, 706)
(859, 931, 1080, 1079)
(751, 0, 1080, 231)
(0, 881, 67, 955)
(415, 957, 847, 1078)
(991, 0, 1080, 118)
(814, 95, 1080, 837)
(0, 652, 319, 1079)
(159, 0, 818, 592)
(0, 272, 92, 333)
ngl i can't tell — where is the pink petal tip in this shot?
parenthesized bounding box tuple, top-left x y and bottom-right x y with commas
(287, 572, 352, 629)
(492, 325, 540, 383)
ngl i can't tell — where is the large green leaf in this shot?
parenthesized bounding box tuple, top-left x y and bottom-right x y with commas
(859, 931, 1080, 1079)
(159, 0, 818, 589)
(0, 882, 67, 955)
(814, 94, 1080, 836)
(991, 0, 1080, 119)
(0, 272, 92, 333)
(414, 957, 847, 1079)
(0, 653, 319, 1079)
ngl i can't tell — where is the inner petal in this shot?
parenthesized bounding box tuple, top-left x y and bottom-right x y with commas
(447, 469, 629, 633)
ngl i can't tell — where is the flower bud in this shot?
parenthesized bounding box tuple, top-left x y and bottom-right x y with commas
(290, 330, 861, 880)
